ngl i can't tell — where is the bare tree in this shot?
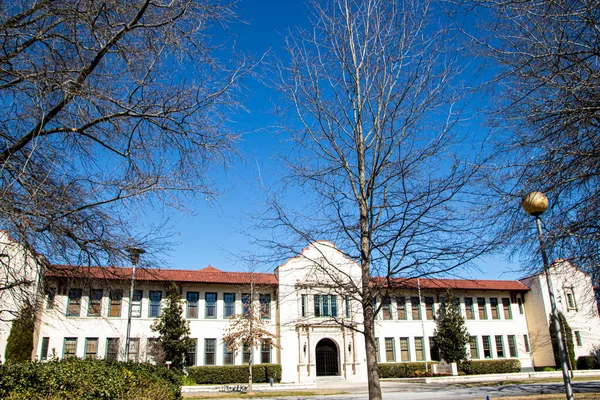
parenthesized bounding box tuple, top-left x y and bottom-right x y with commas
(0, 1, 254, 303)
(450, 0, 600, 277)
(263, 1, 488, 398)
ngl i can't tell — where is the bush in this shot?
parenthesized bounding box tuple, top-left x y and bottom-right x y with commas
(0, 358, 181, 400)
(577, 356, 599, 370)
(187, 364, 281, 385)
(459, 359, 521, 375)
(378, 362, 439, 378)
(5, 306, 34, 364)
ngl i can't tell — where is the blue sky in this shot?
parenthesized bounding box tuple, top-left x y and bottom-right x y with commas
(144, 0, 525, 281)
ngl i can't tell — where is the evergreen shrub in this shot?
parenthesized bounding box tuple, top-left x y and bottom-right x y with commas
(187, 364, 281, 384)
(577, 356, 599, 370)
(378, 362, 439, 378)
(459, 359, 521, 375)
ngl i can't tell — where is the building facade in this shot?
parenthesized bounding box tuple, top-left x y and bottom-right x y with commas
(8, 241, 600, 381)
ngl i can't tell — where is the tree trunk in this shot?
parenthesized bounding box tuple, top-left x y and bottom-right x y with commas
(363, 292, 382, 400)
(248, 349, 254, 394)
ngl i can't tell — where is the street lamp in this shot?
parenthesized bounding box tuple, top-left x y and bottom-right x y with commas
(522, 192, 574, 400)
(125, 246, 145, 362)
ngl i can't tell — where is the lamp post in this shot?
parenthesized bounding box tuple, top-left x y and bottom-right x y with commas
(522, 192, 573, 400)
(125, 246, 145, 362)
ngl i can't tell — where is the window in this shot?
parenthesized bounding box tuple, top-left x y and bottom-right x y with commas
(313, 294, 337, 317)
(147, 338, 160, 363)
(575, 331, 582, 347)
(495, 335, 505, 358)
(411, 297, 421, 320)
(184, 292, 199, 318)
(40, 337, 50, 360)
(205, 292, 217, 318)
(301, 294, 307, 317)
(345, 296, 350, 318)
(464, 297, 474, 319)
(425, 297, 435, 320)
(385, 338, 395, 362)
(482, 336, 491, 358)
(565, 290, 577, 310)
(502, 298, 512, 319)
(382, 297, 392, 320)
(106, 338, 120, 361)
(224, 343, 234, 365)
(224, 293, 235, 317)
(400, 337, 410, 361)
(260, 294, 271, 319)
(204, 339, 216, 365)
(67, 288, 82, 316)
(186, 339, 197, 367)
(47, 288, 56, 309)
(397, 297, 406, 320)
(109, 290, 122, 317)
(131, 289, 142, 318)
(85, 338, 98, 359)
(429, 337, 440, 361)
(518, 298, 524, 314)
(524, 334, 530, 352)
(490, 298, 500, 319)
(243, 344, 251, 364)
(261, 341, 271, 364)
(415, 337, 424, 361)
(63, 337, 77, 358)
(508, 335, 518, 357)
(149, 290, 162, 317)
(242, 293, 251, 316)
(469, 336, 479, 359)
(129, 338, 140, 362)
(88, 289, 103, 316)
(477, 298, 487, 320)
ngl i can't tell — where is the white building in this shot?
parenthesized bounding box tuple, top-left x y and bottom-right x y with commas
(6, 241, 600, 381)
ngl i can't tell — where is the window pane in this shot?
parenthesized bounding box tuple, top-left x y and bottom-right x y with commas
(129, 338, 140, 362)
(205, 292, 217, 318)
(260, 294, 271, 319)
(88, 289, 103, 316)
(149, 291, 162, 317)
(508, 335, 518, 357)
(469, 336, 479, 359)
(330, 295, 337, 317)
(224, 293, 235, 317)
(400, 337, 410, 361)
(64, 338, 77, 358)
(524, 335, 530, 352)
(106, 338, 120, 361)
(109, 290, 122, 317)
(301, 294, 307, 317)
(482, 336, 491, 358)
(41, 337, 50, 360)
(490, 298, 499, 319)
(187, 292, 199, 318)
(224, 343, 234, 365)
(205, 339, 216, 365)
(411, 297, 421, 320)
(242, 293, 251, 316)
(464, 298, 474, 319)
(397, 297, 406, 320)
(385, 338, 395, 362)
(502, 298, 512, 319)
(131, 289, 142, 318)
(67, 289, 82, 316)
(243, 344, 251, 364)
(261, 341, 271, 364)
(495, 335, 504, 358)
(85, 338, 98, 360)
(186, 339, 197, 367)
(415, 337, 424, 361)
(477, 298, 487, 319)
(382, 297, 392, 320)
(425, 297, 434, 320)
(429, 337, 440, 361)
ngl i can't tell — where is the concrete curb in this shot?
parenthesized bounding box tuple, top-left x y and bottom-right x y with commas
(182, 383, 317, 393)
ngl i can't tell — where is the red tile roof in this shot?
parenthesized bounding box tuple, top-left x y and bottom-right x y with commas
(46, 265, 278, 286)
(372, 277, 529, 292)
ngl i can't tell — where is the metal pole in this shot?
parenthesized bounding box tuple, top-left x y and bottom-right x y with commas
(125, 257, 138, 362)
(535, 216, 574, 400)
(418, 278, 428, 372)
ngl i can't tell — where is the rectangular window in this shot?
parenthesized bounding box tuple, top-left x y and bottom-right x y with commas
(149, 290, 162, 317)
(382, 297, 392, 320)
(109, 290, 122, 317)
(415, 337, 424, 361)
(518, 298, 524, 314)
(524, 334, 530, 352)
(243, 344, 251, 364)
(63, 337, 77, 358)
(482, 336, 491, 358)
(397, 297, 406, 320)
(400, 337, 410, 361)
(345, 296, 350, 318)
(464, 297, 474, 319)
(47, 288, 56, 309)
(131, 289, 142, 318)
(490, 298, 500, 319)
(429, 337, 440, 361)
(385, 338, 395, 362)
(508, 335, 518, 357)
(242, 293, 251, 316)
(224, 344, 234, 365)
(425, 297, 435, 320)
(204, 339, 216, 365)
(205, 292, 217, 318)
(85, 338, 98, 359)
(495, 335, 505, 358)
(477, 298, 487, 320)
(331, 295, 338, 317)
(260, 294, 271, 319)
(129, 338, 140, 362)
(502, 298, 512, 319)
(67, 288, 82, 316)
(40, 337, 50, 360)
(224, 293, 235, 318)
(147, 338, 160, 363)
(261, 341, 271, 364)
(186, 292, 199, 319)
(566, 290, 577, 310)
(411, 297, 421, 320)
(186, 339, 197, 367)
(314, 294, 321, 317)
(301, 294, 307, 317)
(575, 331, 582, 346)
(88, 289, 103, 316)
(469, 336, 479, 359)
(106, 338, 119, 361)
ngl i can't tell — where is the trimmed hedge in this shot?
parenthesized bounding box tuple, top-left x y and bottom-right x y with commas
(0, 358, 182, 400)
(378, 362, 439, 378)
(577, 356, 599, 370)
(459, 359, 521, 375)
(187, 364, 281, 384)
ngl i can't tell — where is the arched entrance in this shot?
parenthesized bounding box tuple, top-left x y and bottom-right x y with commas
(315, 338, 339, 376)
